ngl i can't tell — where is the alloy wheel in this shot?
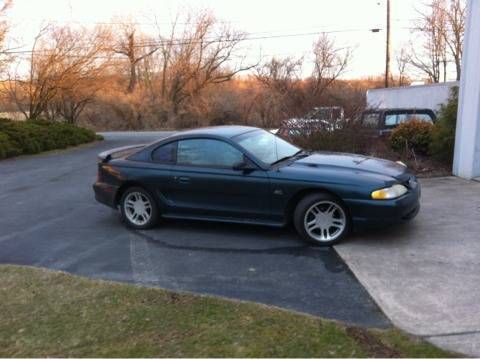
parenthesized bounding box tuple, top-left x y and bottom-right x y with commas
(303, 200, 346, 243)
(124, 191, 152, 226)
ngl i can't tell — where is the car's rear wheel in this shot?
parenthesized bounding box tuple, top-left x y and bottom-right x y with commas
(294, 193, 350, 246)
(120, 187, 158, 229)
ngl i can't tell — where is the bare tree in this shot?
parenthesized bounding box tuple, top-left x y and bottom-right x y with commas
(310, 33, 351, 98)
(253, 57, 303, 125)
(6, 25, 112, 121)
(113, 22, 159, 93)
(6, 25, 53, 120)
(54, 27, 113, 123)
(408, 0, 465, 82)
(249, 35, 349, 128)
(0, 0, 12, 72)
(145, 11, 255, 123)
(396, 47, 410, 86)
(255, 57, 302, 94)
(443, 0, 465, 80)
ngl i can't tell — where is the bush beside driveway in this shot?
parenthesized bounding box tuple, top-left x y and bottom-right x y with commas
(0, 265, 453, 358)
(0, 119, 100, 160)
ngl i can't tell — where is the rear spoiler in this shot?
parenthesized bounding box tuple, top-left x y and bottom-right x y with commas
(97, 144, 146, 163)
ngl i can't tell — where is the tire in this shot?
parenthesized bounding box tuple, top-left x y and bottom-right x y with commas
(120, 186, 159, 230)
(293, 192, 350, 246)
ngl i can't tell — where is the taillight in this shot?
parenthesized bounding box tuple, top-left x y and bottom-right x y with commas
(97, 164, 104, 182)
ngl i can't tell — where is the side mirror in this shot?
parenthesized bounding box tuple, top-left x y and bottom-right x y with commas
(233, 155, 257, 173)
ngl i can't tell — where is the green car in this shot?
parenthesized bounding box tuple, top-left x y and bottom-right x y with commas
(94, 126, 420, 246)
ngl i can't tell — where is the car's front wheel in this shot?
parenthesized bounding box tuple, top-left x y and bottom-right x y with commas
(120, 187, 158, 229)
(294, 193, 350, 246)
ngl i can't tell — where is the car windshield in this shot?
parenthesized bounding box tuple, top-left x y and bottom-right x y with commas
(234, 129, 301, 165)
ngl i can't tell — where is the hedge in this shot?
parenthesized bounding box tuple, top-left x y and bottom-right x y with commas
(0, 118, 100, 160)
(389, 120, 434, 156)
(430, 87, 458, 164)
(291, 123, 374, 155)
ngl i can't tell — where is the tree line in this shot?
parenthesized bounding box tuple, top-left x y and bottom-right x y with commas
(0, 0, 466, 130)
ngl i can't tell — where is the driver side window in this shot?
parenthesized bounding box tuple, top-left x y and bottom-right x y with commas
(384, 114, 397, 126)
(177, 139, 243, 168)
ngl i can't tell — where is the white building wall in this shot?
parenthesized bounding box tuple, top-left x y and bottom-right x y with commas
(367, 82, 458, 112)
(453, 0, 480, 179)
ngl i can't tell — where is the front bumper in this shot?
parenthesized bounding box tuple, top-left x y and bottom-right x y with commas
(93, 182, 119, 209)
(345, 182, 421, 231)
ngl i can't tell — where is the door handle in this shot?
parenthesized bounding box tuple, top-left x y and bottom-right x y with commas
(175, 176, 191, 184)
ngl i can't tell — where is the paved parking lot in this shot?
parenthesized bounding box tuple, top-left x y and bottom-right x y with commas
(2, 132, 479, 355)
(0, 132, 387, 328)
(337, 177, 480, 356)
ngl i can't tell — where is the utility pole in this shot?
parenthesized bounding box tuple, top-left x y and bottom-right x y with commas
(385, 0, 391, 88)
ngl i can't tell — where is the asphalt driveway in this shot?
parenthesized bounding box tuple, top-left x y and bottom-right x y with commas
(0, 132, 387, 328)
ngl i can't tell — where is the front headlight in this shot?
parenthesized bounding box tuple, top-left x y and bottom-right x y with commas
(371, 184, 408, 200)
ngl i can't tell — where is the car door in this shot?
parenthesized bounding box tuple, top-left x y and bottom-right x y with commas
(138, 141, 177, 212)
(164, 138, 272, 222)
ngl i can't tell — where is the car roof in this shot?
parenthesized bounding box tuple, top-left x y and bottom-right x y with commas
(364, 108, 435, 113)
(169, 125, 259, 139)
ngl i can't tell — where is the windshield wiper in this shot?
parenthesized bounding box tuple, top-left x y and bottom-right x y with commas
(270, 150, 308, 166)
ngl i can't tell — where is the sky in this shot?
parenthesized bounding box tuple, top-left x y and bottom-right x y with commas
(5, 0, 430, 79)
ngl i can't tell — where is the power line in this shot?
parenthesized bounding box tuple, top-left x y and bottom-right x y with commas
(3, 27, 386, 55)
(134, 27, 386, 48)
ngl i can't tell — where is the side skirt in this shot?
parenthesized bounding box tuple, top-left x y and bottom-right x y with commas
(161, 213, 286, 228)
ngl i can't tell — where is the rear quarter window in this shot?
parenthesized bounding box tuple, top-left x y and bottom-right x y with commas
(151, 142, 177, 164)
(408, 113, 434, 123)
(176, 139, 243, 168)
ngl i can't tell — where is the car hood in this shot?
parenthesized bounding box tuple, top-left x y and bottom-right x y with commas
(291, 152, 408, 179)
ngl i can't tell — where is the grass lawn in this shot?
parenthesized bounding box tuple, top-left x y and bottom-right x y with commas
(0, 265, 453, 357)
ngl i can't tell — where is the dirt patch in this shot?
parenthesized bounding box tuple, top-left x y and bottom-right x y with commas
(346, 326, 401, 358)
(407, 156, 451, 178)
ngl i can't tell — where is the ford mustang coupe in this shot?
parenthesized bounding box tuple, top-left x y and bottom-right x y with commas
(93, 126, 420, 245)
